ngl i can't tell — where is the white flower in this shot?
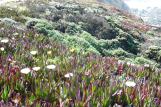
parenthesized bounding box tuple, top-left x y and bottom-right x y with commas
(12, 37, 15, 40)
(131, 63, 135, 66)
(13, 32, 19, 36)
(64, 73, 73, 78)
(1, 38, 9, 43)
(113, 104, 122, 107)
(127, 62, 131, 66)
(30, 51, 37, 55)
(20, 68, 31, 74)
(46, 64, 56, 70)
(118, 60, 124, 64)
(32, 67, 41, 71)
(12, 98, 19, 104)
(0, 47, 4, 51)
(125, 81, 136, 87)
(144, 64, 150, 67)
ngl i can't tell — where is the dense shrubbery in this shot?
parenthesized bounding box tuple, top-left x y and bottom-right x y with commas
(103, 48, 130, 57)
(145, 46, 161, 62)
(135, 56, 157, 65)
(55, 21, 83, 35)
(117, 30, 140, 54)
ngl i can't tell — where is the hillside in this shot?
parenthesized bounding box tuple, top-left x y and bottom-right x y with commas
(0, 0, 160, 106)
(17, 0, 161, 67)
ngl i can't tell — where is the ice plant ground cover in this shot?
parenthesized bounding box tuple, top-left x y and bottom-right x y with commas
(0, 0, 160, 106)
(0, 21, 160, 107)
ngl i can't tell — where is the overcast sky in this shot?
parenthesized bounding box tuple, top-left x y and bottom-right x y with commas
(124, 0, 161, 9)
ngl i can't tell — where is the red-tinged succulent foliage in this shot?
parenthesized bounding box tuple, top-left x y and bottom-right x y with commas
(0, 0, 160, 107)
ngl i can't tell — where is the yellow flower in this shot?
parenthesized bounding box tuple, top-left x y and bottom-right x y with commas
(70, 48, 75, 53)
(47, 51, 52, 55)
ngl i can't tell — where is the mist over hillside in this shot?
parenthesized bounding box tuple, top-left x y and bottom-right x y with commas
(124, 0, 161, 27)
(101, 0, 129, 10)
(131, 7, 161, 27)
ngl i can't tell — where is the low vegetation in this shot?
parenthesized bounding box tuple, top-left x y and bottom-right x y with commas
(0, 0, 160, 106)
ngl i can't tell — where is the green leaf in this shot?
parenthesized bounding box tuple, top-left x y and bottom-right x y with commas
(1, 86, 10, 101)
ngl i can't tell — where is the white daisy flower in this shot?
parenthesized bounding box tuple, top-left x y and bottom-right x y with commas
(118, 60, 124, 64)
(32, 67, 41, 71)
(125, 81, 136, 87)
(12, 37, 15, 40)
(30, 51, 37, 55)
(127, 62, 131, 66)
(144, 64, 150, 67)
(0, 47, 4, 51)
(1, 38, 9, 43)
(64, 73, 73, 78)
(20, 68, 31, 74)
(131, 63, 135, 66)
(46, 64, 56, 70)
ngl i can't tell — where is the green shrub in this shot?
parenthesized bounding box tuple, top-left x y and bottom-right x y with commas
(80, 32, 121, 56)
(145, 45, 161, 61)
(25, 18, 55, 36)
(82, 15, 118, 39)
(65, 35, 100, 55)
(80, 31, 99, 49)
(26, 18, 53, 30)
(55, 21, 82, 35)
(117, 31, 140, 54)
(103, 48, 130, 57)
(65, 36, 90, 49)
(99, 39, 120, 50)
(65, 22, 82, 35)
(48, 30, 64, 42)
(135, 56, 156, 65)
(0, 18, 18, 26)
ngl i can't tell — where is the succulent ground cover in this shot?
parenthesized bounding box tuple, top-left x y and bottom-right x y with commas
(0, 0, 160, 106)
(0, 23, 160, 106)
